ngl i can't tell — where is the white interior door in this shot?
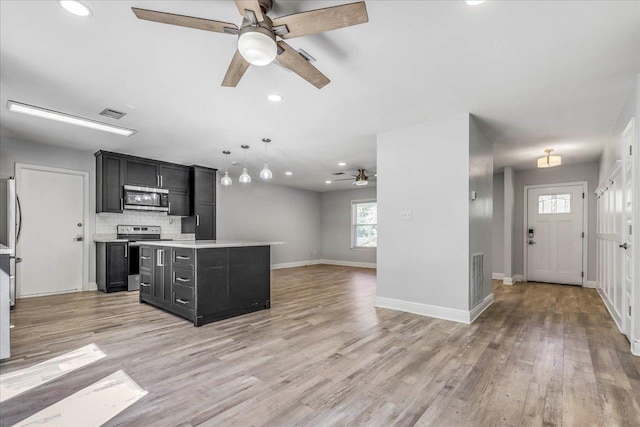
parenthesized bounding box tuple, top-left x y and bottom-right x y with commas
(17, 167, 84, 297)
(527, 184, 584, 285)
(622, 119, 635, 339)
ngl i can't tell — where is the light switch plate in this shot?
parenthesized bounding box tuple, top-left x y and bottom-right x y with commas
(399, 210, 412, 220)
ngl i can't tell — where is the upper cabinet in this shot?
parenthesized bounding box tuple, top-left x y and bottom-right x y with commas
(95, 151, 193, 216)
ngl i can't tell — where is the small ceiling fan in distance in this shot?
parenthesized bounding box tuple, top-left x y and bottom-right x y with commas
(132, 0, 369, 89)
(333, 169, 376, 186)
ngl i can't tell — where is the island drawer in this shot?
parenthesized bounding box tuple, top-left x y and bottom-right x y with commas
(172, 267, 194, 288)
(172, 283, 195, 312)
(172, 248, 195, 270)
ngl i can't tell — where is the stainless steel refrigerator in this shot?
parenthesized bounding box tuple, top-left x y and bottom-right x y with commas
(0, 177, 19, 307)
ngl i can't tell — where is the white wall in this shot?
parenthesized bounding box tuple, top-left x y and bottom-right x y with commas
(492, 172, 504, 274)
(513, 162, 599, 280)
(469, 116, 494, 302)
(216, 180, 322, 266)
(0, 138, 97, 285)
(377, 115, 471, 312)
(320, 186, 376, 265)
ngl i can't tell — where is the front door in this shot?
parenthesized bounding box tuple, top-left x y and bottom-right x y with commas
(527, 184, 585, 285)
(17, 166, 84, 297)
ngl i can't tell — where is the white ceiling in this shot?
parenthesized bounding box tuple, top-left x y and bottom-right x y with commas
(1, 1, 638, 191)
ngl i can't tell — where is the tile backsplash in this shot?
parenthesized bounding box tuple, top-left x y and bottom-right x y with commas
(96, 212, 184, 235)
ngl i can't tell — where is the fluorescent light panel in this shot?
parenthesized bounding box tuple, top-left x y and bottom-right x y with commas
(7, 101, 136, 136)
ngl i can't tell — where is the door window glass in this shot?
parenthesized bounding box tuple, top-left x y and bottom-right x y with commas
(538, 194, 571, 214)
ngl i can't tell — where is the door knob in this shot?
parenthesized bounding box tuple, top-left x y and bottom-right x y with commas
(619, 243, 629, 250)
(528, 240, 536, 245)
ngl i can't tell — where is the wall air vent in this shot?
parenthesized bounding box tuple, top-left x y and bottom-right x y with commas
(332, 172, 346, 176)
(100, 108, 126, 120)
(470, 253, 484, 308)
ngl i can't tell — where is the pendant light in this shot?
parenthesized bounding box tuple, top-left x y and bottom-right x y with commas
(239, 145, 251, 183)
(220, 150, 232, 186)
(260, 138, 273, 180)
(537, 149, 562, 168)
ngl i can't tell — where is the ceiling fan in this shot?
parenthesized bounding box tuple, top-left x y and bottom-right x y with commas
(132, 0, 369, 89)
(334, 169, 376, 186)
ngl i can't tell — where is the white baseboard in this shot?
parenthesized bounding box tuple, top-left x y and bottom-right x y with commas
(271, 260, 322, 270)
(584, 280, 597, 289)
(503, 276, 515, 285)
(515, 275, 526, 282)
(319, 259, 376, 269)
(596, 288, 623, 334)
(271, 259, 377, 270)
(469, 293, 495, 323)
(492, 273, 504, 280)
(85, 282, 97, 291)
(375, 294, 493, 324)
(632, 339, 640, 357)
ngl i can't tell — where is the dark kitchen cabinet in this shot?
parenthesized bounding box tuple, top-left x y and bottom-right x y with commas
(182, 166, 217, 239)
(95, 152, 124, 213)
(96, 242, 129, 293)
(159, 164, 189, 192)
(152, 246, 172, 306)
(125, 158, 159, 188)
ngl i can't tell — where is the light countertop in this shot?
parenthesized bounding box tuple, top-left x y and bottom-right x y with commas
(139, 240, 285, 249)
(93, 234, 195, 243)
(0, 244, 14, 256)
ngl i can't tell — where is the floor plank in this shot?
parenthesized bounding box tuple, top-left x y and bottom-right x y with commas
(1, 266, 638, 426)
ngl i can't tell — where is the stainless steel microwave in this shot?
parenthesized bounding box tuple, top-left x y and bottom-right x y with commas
(123, 185, 169, 212)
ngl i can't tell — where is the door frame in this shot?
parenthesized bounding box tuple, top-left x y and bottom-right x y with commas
(523, 181, 589, 286)
(15, 163, 90, 296)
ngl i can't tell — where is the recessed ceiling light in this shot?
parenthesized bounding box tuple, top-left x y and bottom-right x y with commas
(7, 101, 136, 136)
(267, 94, 282, 102)
(285, 171, 293, 176)
(60, 0, 92, 17)
(466, 0, 486, 5)
(338, 162, 346, 166)
(325, 180, 332, 184)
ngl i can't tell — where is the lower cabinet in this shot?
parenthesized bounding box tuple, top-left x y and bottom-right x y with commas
(97, 242, 129, 293)
(139, 245, 270, 326)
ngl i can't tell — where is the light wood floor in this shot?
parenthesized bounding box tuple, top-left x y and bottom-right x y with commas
(2, 265, 639, 426)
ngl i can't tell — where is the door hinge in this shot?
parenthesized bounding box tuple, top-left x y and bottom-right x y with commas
(630, 224, 633, 235)
(630, 145, 633, 156)
(582, 192, 585, 199)
(581, 272, 584, 278)
(582, 232, 584, 238)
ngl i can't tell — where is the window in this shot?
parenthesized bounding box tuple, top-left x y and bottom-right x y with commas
(538, 193, 571, 214)
(352, 200, 377, 249)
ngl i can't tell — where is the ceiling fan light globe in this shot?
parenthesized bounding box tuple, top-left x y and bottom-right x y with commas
(239, 168, 252, 183)
(238, 31, 277, 66)
(260, 163, 273, 180)
(354, 180, 368, 186)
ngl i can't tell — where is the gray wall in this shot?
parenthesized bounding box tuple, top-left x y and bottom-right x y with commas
(0, 138, 97, 284)
(492, 172, 504, 274)
(377, 115, 470, 311)
(320, 186, 377, 264)
(469, 116, 494, 303)
(513, 162, 599, 280)
(216, 180, 322, 266)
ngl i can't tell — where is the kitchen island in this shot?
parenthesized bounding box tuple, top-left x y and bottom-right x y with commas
(138, 240, 283, 326)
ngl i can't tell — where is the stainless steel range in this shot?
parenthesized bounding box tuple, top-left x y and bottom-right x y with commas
(116, 225, 171, 290)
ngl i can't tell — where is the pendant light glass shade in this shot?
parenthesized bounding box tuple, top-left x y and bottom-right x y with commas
(537, 149, 562, 168)
(260, 162, 273, 180)
(221, 171, 232, 186)
(239, 168, 251, 183)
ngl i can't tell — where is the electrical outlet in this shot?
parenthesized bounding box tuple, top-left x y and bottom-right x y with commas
(399, 210, 412, 220)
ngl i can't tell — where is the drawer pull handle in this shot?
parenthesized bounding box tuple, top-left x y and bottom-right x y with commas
(140, 256, 150, 260)
(140, 283, 150, 287)
(176, 298, 189, 304)
(176, 277, 190, 282)
(176, 255, 190, 260)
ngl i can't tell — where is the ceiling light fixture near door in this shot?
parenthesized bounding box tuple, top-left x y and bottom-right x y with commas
(267, 94, 282, 102)
(537, 149, 562, 168)
(221, 150, 233, 186)
(259, 138, 273, 180)
(6, 101, 136, 136)
(239, 145, 252, 183)
(60, 0, 93, 17)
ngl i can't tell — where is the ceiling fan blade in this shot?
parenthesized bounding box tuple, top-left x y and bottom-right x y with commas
(132, 8, 238, 34)
(272, 2, 368, 40)
(276, 41, 330, 89)
(234, 0, 265, 22)
(221, 50, 251, 87)
(333, 178, 356, 181)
